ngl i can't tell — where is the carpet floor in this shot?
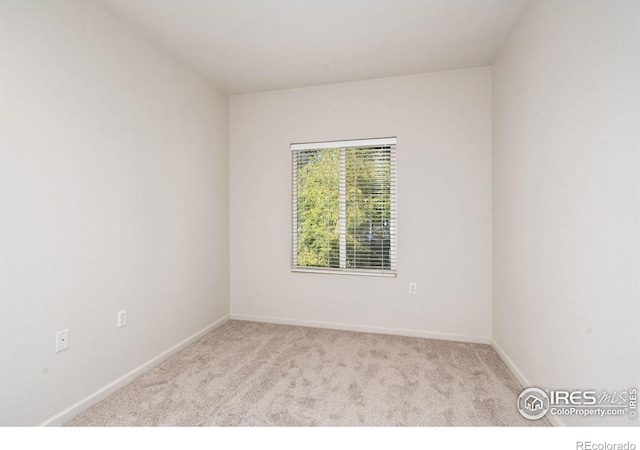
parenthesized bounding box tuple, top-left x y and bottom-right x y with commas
(67, 320, 549, 426)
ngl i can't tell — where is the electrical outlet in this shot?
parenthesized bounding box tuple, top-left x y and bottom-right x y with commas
(117, 310, 127, 328)
(56, 329, 70, 353)
(409, 282, 417, 294)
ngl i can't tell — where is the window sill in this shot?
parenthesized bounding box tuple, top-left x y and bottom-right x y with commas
(291, 268, 397, 278)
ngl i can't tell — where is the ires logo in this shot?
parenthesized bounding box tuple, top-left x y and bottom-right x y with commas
(549, 390, 631, 406)
(549, 390, 597, 405)
(629, 389, 637, 419)
(518, 388, 638, 420)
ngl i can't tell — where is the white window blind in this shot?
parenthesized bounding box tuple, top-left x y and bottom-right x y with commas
(291, 137, 397, 277)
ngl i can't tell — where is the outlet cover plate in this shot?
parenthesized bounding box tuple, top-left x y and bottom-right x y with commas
(56, 329, 69, 353)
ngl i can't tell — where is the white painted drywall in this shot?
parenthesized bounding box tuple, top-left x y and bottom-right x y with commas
(100, 0, 530, 94)
(230, 68, 492, 342)
(492, 0, 639, 426)
(0, 0, 229, 425)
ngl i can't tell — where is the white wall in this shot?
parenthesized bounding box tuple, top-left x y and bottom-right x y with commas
(493, 0, 640, 426)
(0, 0, 229, 426)
(230, 68, 492, 342)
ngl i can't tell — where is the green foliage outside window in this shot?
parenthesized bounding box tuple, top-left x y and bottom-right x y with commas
(295, 147, 392, 270)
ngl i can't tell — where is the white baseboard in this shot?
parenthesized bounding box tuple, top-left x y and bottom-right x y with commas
(491, 338, 564, 427)
(230, 313, 491, 344)
(39, 314, 230, 426)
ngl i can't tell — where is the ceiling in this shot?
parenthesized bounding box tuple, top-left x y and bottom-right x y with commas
(101, 0, 531, 94)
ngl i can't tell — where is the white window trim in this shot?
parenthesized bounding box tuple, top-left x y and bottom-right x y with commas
(291, 137, 397, 151)
(291, 137, 397, 277)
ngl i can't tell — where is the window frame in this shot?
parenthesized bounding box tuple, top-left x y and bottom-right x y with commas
(290, 137, 397, 278)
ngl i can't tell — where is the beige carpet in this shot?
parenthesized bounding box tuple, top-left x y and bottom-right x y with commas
(67, 320, 549, 426)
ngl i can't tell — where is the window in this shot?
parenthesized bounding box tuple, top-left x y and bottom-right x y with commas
(291, 137, 397, 277)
